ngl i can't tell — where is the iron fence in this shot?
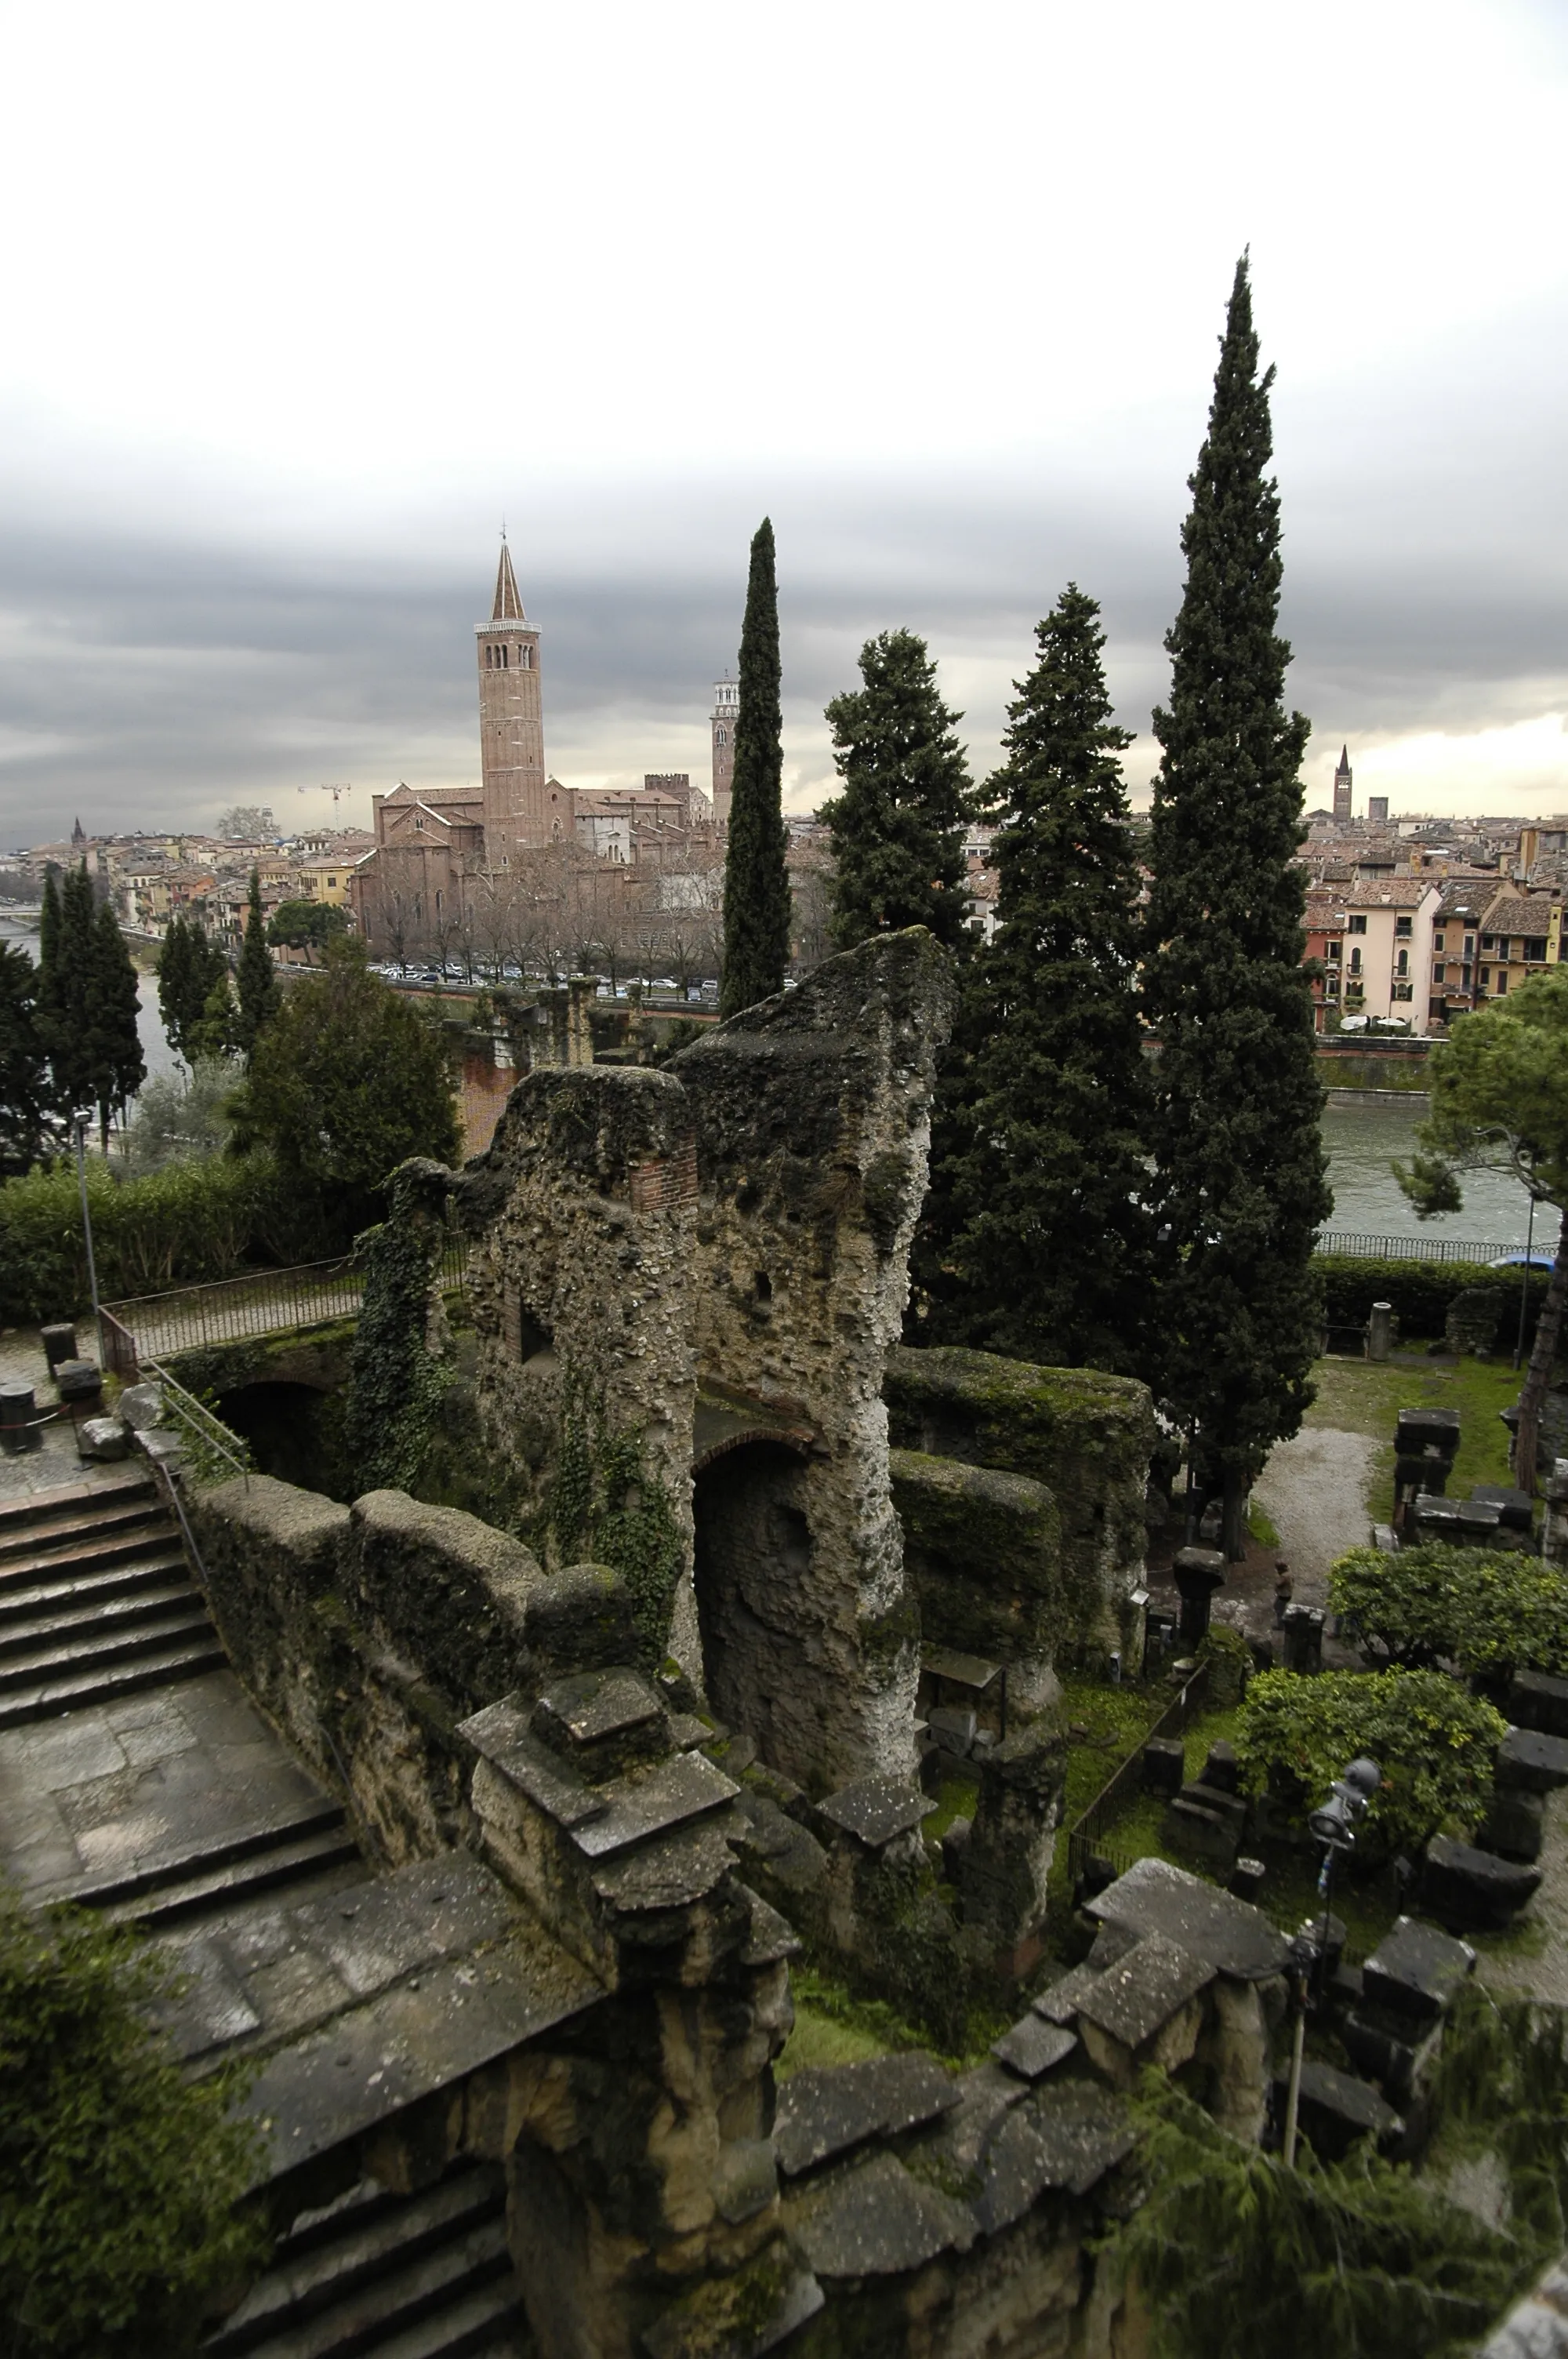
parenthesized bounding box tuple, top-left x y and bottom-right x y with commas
(1314, 1231, 1517, 1265)
(1065, 1657, 1211, 1893)
(143, 1358, 252, 1485)
(102, 1236, 470, 1376)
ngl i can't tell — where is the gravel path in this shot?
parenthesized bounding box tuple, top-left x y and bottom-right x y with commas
(1253, 1425, 1381, 1608)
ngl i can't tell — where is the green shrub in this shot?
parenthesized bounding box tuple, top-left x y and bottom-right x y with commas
(1198, 1622, 1253, 1706)
(0, 1885, 266, 2354)
(0, 1153, 350, 1321)
(1234, 1667, 1505, 1857)
(1331, 1543, 1568, 1678)
(1312, 1253, 1548, 1345)
(1103, 2074, 1539, 2359)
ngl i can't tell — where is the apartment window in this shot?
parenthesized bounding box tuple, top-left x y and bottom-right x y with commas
(1348, 914, 1368, 935)
(1525, 937, 1548, 961)
(1497, 971, 1508, 994)
(1327, 940, 1342, 961)
(434, 890, 442, 914)
(1395, 915, 1413, 939)
(327, 876, 336, 888)
(1433, 962, 1446, 985)
(1326, 973, 1340, 997)
(1392, 982, 1414, 1001)
(1433, 932, 1446, 953)
(1481, 934, 1496, 951)
(1479, 968, 1490, 986)
(1396, 949, 1409, 976)
(1349, 947, 1362, 975)
(1465, 934, 1475, 954)
(414, 816, 424, 831)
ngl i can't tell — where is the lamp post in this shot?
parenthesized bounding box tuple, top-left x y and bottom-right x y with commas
(1281, 1755, 1382, 2168)
(1515, 1192, 1538, 1372)
(71, 1106, 103, 1365)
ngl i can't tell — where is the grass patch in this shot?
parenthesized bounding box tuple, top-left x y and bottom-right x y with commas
(1247, 1499, 1282, 1548)
(777, 1967, 1003, 2079)
(924, 1771, 979, 1845)
(1304, 1353, 1523, 1525)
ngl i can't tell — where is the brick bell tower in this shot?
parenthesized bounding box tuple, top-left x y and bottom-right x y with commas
(477, 540, 547, 860)
(710, 678, 739, 831)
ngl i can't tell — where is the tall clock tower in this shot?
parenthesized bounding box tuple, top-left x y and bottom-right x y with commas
(711, 678, 739, 831)
(477, 542, 547, 860)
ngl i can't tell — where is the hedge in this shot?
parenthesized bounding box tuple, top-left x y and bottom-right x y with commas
(0, 1154, 354, 1323)
(1330, 1543, 1568, 1680)
(1313, 1253, 1549, 1345)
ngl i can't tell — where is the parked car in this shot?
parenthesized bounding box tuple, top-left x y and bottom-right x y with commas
(1490, 1251, 1556, 1269)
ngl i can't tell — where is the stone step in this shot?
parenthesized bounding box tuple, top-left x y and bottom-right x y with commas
(206, 2169, 507, 2356)
(0, 1470, 154, 1537)
(0, 1576, 201, 1659)
(0, 1549, 193, 1624)
(0, 1601, 215, 1693)
(0, 1632, 229, 1727)
(72, 1821, 361, 1933)
(0, 1512, 182, 1587)
(207, 2209, 514, 2359)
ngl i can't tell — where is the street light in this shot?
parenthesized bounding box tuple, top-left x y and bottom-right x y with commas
(1282, 1755, 1382, 2168)
(71, 1107, 103, 1365)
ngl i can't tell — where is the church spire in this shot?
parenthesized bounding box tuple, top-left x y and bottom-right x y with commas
(492, 538, 526, 623)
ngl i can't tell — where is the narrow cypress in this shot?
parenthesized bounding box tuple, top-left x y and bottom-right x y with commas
(0, 940, 50, 1175)
(720, 519, 790, 1018)
(48, 862, 100, 1117)
(822, 629, 972, 954)
(158, 916, 229, 1065)
(917, 586, 1152, 1370)
(234, 869, 280, 1056)
(86, 900, 147, 1148)
(1142, 256, 1330, 1557)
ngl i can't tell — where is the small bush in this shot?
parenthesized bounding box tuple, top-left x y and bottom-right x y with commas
(1234, 1667, 1505, 1858)
(1331, 1543, 1568, 1679)
(0, 1884, 266, 2354)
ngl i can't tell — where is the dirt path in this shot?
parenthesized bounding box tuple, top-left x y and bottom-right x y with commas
(1253, 1424, 1381, 1608)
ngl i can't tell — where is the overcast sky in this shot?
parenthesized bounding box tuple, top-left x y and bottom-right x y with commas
(1, 0, 1564, 841)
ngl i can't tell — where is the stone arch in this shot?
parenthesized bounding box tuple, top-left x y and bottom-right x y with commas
(691, 1434, 824, 1779)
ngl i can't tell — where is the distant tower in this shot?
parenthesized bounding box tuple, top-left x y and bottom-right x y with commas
(711, 679, 739, 830)
(71, 816, 85, 845)
(477, 542, 547, 860)
(1367, 794, 1389, 826)
(1333, 745, 1353, 826)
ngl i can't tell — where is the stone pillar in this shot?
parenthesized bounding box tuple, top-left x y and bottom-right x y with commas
(1368, 1301, 1392, 1363)
(1172, 1546, 1225, 1644)
(1544, 1461, 1568, 1571)
(566, 977, 596, 1067)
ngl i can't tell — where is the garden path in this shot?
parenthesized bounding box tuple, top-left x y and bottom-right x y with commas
(1252, 1423, 1381, 1603)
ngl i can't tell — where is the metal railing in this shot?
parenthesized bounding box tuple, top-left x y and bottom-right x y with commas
(102, 1236, 470, 1376)
(1065, 1657, 1211, 1893)
(142, 1358, 252, 1485)
(1314, 1231, 1519, 1264)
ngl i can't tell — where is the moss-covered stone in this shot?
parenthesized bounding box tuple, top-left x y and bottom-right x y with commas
(890, 1448, 1062, 1662)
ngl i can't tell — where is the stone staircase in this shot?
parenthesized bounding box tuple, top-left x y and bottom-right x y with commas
(0, 1470, 224, 1725)
(204, 2164, 527, 2359)
(51, 1801, 363, 1932)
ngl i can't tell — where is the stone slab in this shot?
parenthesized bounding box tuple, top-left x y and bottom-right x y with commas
(642, 2250, 824, 2359)
(1497, 1728, 1568, 1794)
(972, 2082, 1136, 2234)
(533, 1667, 664, 1749)
(817, 1773, 935, 1850)
(591, 1818, 738, 1915)
(1396, 1407, 1461, 1456)
(990, 2015, 1076, 2082)
(1275, 2059, 1402, 2157)
(1361, 1916, 1474, 2030)
(1418, 1835, 1542, 1932)
(789, 2150, 974, 2278)
(1508, 1672, 1568, 1740)
(572, 1750, 740, 1860)
(1073, 1933, 1214, 2052)
(919, 2063, 1029, 2176)
(1087, 1854, 1290, 1980)
(241, 1918, 604, 2185)
(1033, 1962, 1105, 2025)
(147, 1932, 262, 2059)
(921, 1645, 1004, 1692)
(459, 1702, 609, 1832)
(737, 1886, 802, 1968)
(289, 1854, 518, 2000)
(773, 2053, 957, 2179)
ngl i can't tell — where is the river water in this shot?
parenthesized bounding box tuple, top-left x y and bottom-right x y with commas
(0, 911, 1552, 1248)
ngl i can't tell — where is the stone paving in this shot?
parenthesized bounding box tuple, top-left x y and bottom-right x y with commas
(0, 1326, 136, 1507)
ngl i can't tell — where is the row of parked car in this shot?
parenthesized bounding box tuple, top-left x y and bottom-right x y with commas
(371, 962, 718, 1004)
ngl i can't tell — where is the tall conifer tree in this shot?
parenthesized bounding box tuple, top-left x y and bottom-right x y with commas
(86, 900, 146, 1147)
(1142, 256, 1329, 1557)
(720, 519, 790, 1018)
(158, 915, 230, 1065)
(34, 869, 64, 1115)
(234, 869, 280, 1056)
(0, 940, 50, 1174)
(47, 862, 99, 1117)
(916, 586, 1152, 1370)
(822, 630, 972, 954)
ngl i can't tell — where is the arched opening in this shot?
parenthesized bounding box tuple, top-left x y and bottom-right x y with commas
(216, 1381, 347, 1498)
(692, 1438, 819, 1779)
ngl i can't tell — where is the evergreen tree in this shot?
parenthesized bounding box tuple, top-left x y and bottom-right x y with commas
(34, 868, 64, 1116)
(234, 869, 279, 1056)
(0, 940, 51, 1176)
(85, 900, 146, 1148)
(158, 914, 229, 1064)
(719, 518, 790, 1018)
(822, 629, 972, 954)
(46, 861, 100, 1118)
(1142, 256, 1329, 1558)
(916, 586, 1152, 1370)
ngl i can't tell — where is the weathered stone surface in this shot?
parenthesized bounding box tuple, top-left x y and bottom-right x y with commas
(526, 1564, 641, 1676)
(1478, 2261, 1568, 2359)
(1497, 1727, 1568, 1794)
(347, 1488, 543, 1710)
(1276, 2060, 1402, 2161)
(642, 2247, 824, 2359)
(1483, 1786, 1545, 1863)
(1088, 1856, 1290, 1981)
(773, 2054, 958, 2178)
(1141, 1736, 1185, 1795)
(1033, 1962, 1105, 2026)
(532, 1667, 667, 1779)
(817, 1774, 935, 1852)
(890, 1448, 1063, 1667)
(789, 2150, 975, 2277)
(991, 2015, 1076, 2082)
(884, 1343, 1155, 1659)
(960, 1724, 1065, 1956)
(53, 1358, 101, 1401)
(926, 1705, 978, 1757)
(1074, 1934, 1214, 2052)
(78, 1415, 127, 1460)
(1508, 1671, 1568, 1739)
(39, 1321, 78, 1373)
(971, 2081, 1137, 2233)
(1396, 1407, 1461, 1458)
(1418, 1836, 1542, 1932)
(1360, 1916, 1474, 2030)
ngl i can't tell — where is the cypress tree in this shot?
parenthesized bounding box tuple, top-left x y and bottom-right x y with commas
(48, 862, 100, 1118)
(917, 585, 1152, 1371)
(1142, 256, 1329, 1558)
(86, 900, 147, 1148)
(234, 870, 279, 1056)
(34, 869, 64, 1115)
(719, 519, 790, 1018)
(822, 629, 972, 954)
(158, 916, 229, 1065)
(0, 940, 51, 1175)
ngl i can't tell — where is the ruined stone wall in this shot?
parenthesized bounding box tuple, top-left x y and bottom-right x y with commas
(672, 930, 955, 1793)
(885, 1346, 1155, 1668)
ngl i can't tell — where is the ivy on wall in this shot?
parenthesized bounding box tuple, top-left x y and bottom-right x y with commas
(548, 1383, 683, 1668)
(344, 1167, 454, 1496)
